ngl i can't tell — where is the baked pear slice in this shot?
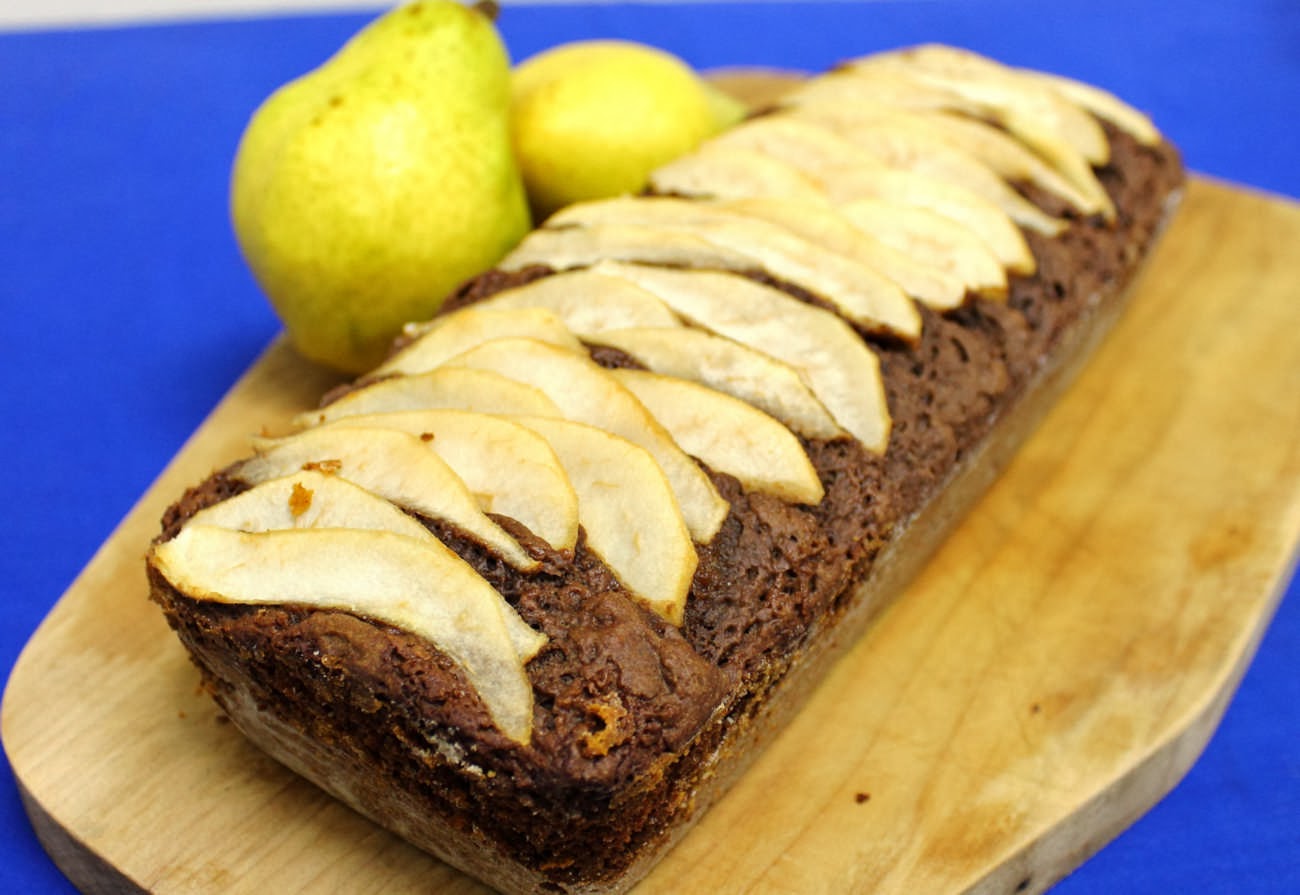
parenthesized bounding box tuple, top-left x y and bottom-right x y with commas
(311, 410, 580, 553)
(594, 262, 892, 453)
(445, 337, 730, 544)
(473, 266, 683, 334)
(709, 117, 1034, 273)
(296, 367, 562, 428)
(583, 324, 843, 440)
(375, 306, 584, 377)
(909, 109, 1110, 217)
(711, 115, 888, 175)
(547, 197, 921, 340)
(151, 525, 540, 744)
(502, 222, 756, 273)
(780, 107, 1065, 235)
(716, 196, 969, 309)
(838, 198, 1008, 301)
(784, 97, 1109, 218)
(238, 426, 537, 571)
(1024, 69, 1162, 146)
(785, 67, 994, 116)
(647, 143, 829, 203)
(191, 469, 435, 539)
(511, 415, 697, 626)
(816, 167, 1033, 274)
(184, 471, 546, 662)
(609, 369, 824, 505)
(843, 46, 1112, 195)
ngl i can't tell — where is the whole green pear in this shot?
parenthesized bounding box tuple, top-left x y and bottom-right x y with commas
(231, 1, 531, 373)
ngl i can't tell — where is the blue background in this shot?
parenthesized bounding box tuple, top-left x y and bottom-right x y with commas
(2, 2, 1297, 891)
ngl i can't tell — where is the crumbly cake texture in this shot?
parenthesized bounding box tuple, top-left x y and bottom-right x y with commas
(149, 52, 1184, 895)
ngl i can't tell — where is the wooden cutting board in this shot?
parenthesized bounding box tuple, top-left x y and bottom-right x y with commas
(3, 175, 1299, 895)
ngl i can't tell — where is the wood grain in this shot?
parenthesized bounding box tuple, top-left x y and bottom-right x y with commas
(3, 177, 1298, 894)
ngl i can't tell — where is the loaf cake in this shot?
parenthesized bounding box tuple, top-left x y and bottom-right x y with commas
(147, 45, 1184, 894)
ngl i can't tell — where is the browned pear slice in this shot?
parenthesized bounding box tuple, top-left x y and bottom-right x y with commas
(473, 266, 682, 334)
(717, 196, 968, 309)
(547, 198, 921, 339)
(1024, 69, 1162, 146)
(647, 143, 828, 203)
(839, 198, 1008, 302)
(444, 337, 729, 544)
(595, 262, 892, 453)
(237, 426, 537, 570)
(609, 369, 824, 505)
(151, 525, 539, 744)
(312, 410, 579, 553)
(845, 45, 1111, 164)
(709, 118, 1033, 274)
(784, 106, 1065, 235)
(375, 306, 584, 377)
(184, 471, 545, 661)
(296, 367, 562, 428)
(583, 325, 842, 440)
(510, 415, 697, 625)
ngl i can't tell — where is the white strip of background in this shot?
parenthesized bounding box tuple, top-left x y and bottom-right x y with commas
(2, 1, 386, 30)
(3, 0, 896, 31)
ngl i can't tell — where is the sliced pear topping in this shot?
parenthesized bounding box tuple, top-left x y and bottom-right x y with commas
(784, 68, 997, 118)
(831, 47, 1116, 213)
(445, 337, 729, 544)
(473, 266, 683, 334)
(311, 410, 579, 553)
(648, 143, 829, 203)
(547, 197, 921, 339)
(296, 367, 563, 428)
(595, 262, 892, 453)
(911, 109, 1110, 217)
(190, 470, 436, 540)
(709, 119, 1033, 274)
(501, 222, 758, 273)
(839, 198, 1008, 302)
(583, 325, 843, 440)
(717, 196, 968, 309)
(1024, 69, 1162, 146)
(151, 525, 539, 744)
(609, 369, 824, 505)
(185, 472, 545, 662)
(511, 415, 697, 626)
(711, 115, 892, 174)
(844, 45, 1111, 165)
(814, 166, 1034, 275)
(783, 106, 1066, 235)
(785, 93, 1109, 218)
(237, 426, 537, 570)
(375, 306, 584, 377)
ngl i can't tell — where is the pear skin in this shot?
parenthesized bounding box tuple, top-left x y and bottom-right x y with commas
(231, 1, 531, 373)
(510, 40, 726, 220)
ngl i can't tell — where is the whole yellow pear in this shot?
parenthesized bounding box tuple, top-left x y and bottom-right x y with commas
(231, 1, 531, 373)
(510, 40, 742, 220)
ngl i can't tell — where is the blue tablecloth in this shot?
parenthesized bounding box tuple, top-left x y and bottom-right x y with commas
(2, 2, 1296, 891)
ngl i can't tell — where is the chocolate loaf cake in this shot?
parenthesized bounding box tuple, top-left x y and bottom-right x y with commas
(148, 46, 1184, 894)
